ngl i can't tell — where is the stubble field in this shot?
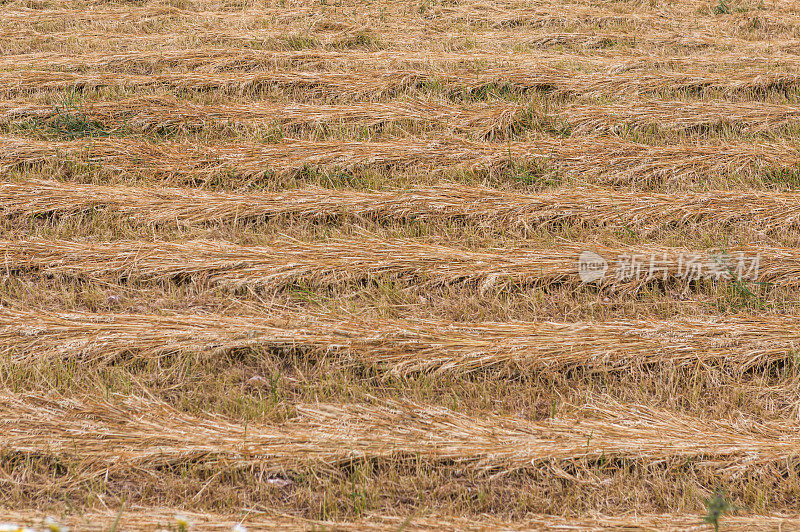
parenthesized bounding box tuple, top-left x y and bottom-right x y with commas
(3, 0, 800, 529)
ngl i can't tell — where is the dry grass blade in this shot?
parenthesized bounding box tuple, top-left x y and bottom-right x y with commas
(1, 136, 796, 183)
(1, 308, 799, 373)
(4, 180, 800, 233)
(0, 238, 792, 290)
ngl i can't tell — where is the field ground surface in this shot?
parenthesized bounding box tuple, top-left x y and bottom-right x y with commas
(4, 0, 800, 529)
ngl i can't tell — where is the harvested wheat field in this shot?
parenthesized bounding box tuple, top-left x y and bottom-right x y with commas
(5, 0, 800, 530)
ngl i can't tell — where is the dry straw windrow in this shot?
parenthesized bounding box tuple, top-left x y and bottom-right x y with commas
(6, 0, 799, 48)
(2, 67, 797, 99)
(6, 508, 800, 532)
(0, 49, 618, 73)
(0, 48, 404, 73)
(5, 0, 798, 25)
(3, 48, 798, 75)
(7, 96, 800, 138)
(3, 392, 799, 479)
(1, 136, 796, 183)
(0, 96, 522, 139)
(0, 238, 789, 290)
(3, 24, 796, 60)
(559, 100, 800, 135)
(437, 0, 800, 34)
(2, 307, 799, 373)
(4, 180, 800, 233)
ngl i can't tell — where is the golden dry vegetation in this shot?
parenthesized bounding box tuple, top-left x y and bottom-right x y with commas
(3, 0, 800, 529)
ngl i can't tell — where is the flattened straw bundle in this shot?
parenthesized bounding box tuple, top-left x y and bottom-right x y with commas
(1, 136, 796, 183)
(466, 67, 800, 98)
(0, 48, 371, 73)
(4, 237, 585, 289)
(2, 308, 799, 373)
(12, 94, 800, 140)
(0, 96, 522, 139)
(439, 1, 673, 29)
(4, 509, 311, 532)
(4, 180, 800, 233)
(0, 70, 428, 99)
(0, 48, 594, 73)
(560, 100, 800, 135)
(2, 392, 798, 477)
(0, 4, 197, 23)
(440, 0, 800, 40)
(2, 66, 797, 98)
(4, 47, 793, 73)
(5, 508, 800, 532)
(0, 238, 793, 290)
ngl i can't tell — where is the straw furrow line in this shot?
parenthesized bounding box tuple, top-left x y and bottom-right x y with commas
(7, 509, 800, 532)
(2, 308, 800, 372)
(3, 392, 799, 477)
(438, 0, 800, 33)
(0, 97, 521, 139)
(2, 237, 583, 289)
(0, 239, 792, 290)
(6, 508, 800, 532)
(5, 180, 800, 233)
(10, 0, 798, 38)
(0, 70, 428, 99)
(8, 96, 800, 138)
(2, 68, 797, 99)
(4, 49, 799, 74)
(0, 49, 596, 73)
(0, 48, 519, 74)
(2, 137, 795, 183)
(558, 100, 800, 135)
(2, 25, 795, 59)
